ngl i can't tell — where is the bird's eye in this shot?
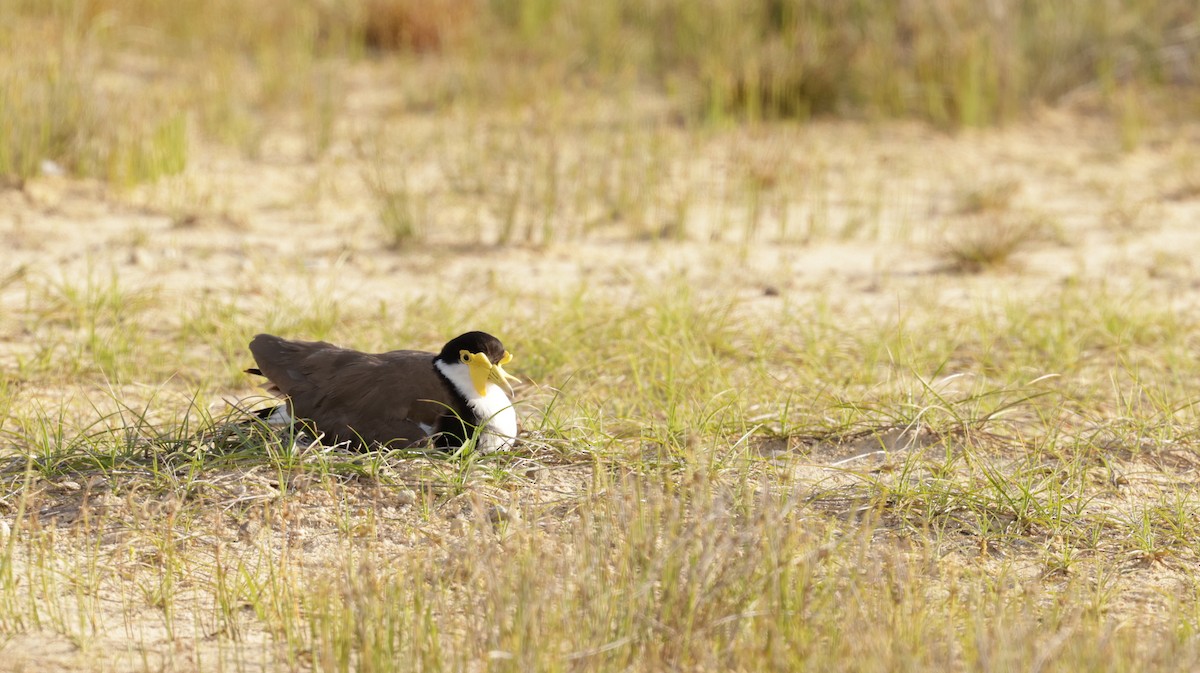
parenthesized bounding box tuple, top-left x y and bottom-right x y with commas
(459, 351, 472, 364)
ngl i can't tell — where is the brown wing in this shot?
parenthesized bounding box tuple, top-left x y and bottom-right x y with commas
(248, 334, 454, 447)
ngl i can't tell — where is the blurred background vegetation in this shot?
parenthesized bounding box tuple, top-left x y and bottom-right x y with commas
(2, 0, 1198, 183)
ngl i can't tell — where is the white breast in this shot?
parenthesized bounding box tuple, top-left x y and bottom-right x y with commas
(467, 384, 518, 452)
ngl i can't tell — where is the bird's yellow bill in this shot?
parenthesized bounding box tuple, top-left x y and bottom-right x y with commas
(466, 351, 520, 396)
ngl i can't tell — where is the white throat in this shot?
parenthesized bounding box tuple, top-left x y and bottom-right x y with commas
(434, 360, 518, 452)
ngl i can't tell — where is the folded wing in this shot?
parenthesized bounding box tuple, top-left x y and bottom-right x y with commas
(248, 334, 454, 447)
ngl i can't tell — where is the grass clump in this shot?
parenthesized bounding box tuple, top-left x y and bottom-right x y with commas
(0, 0, 348, 183)
(938, 214, 1054, 274)
(955, 178, 1023, 215)
(7, 0, 1200, 190)
(470, 0, 1200, 125)
(0, 13, 188, 184)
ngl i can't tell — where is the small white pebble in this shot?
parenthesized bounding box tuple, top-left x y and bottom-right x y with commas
(40, 159, 65, 177)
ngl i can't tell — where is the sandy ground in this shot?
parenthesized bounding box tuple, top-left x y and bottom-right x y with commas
(5, 109, 1200, 318)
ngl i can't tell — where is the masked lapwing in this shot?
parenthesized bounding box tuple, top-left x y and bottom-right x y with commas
(245, 331, 520, 452)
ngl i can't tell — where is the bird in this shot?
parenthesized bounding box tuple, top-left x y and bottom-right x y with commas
(244, 331, 520, 452)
